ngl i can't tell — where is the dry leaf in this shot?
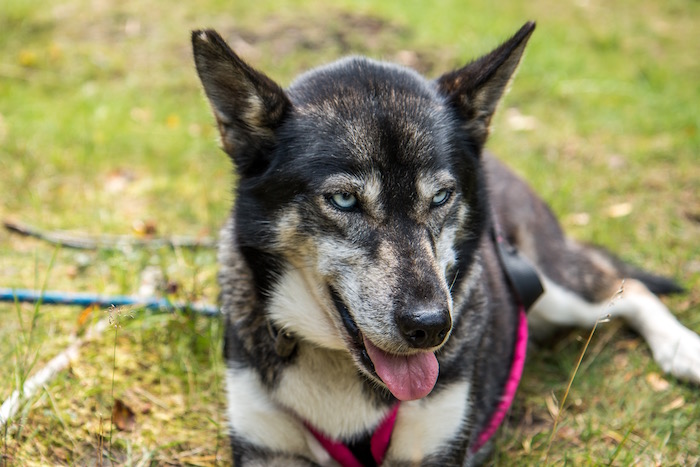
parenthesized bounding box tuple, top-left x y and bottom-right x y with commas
(123, 388, 153, 414)
(545, 392, 560, 420)
(51, 446, 69, 462)
(604, 430, 624, 444)
(607, 154, 627, 169)
(394, 50, 420, 68)
(104, 169, 136, 193)
(112, 398, 136, 432)
(505, 107, 538, 131)
(606, 202, 633, 218)
(661, 396, 685, 413)
(132, 219, 157, 236)
(65, 264, 79, 279)
(179, 455, 220, 466)
(646, 373, 670, 392)
(77, 304, 95, 327)
(566, 212, 591, 226)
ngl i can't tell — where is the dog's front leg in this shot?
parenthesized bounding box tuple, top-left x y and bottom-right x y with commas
(529, 277, 700, 383)
(226, 365, 333, 465)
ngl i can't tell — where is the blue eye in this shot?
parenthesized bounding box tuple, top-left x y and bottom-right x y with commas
(431, 189, 451, 207)
(330, 192, 358, 211)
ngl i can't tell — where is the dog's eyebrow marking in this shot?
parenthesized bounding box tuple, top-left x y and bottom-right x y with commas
(362, 172, 383, 212)
(320, 172, 384, 219)
(416, 170, 456, 202)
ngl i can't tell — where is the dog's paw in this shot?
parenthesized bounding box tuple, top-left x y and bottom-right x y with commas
(649, 324, 700, 384)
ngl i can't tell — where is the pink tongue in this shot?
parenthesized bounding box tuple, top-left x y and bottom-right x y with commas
(364, 337, 439, 401)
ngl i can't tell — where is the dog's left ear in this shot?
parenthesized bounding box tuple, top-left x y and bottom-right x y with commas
(437, 22, 535, 146)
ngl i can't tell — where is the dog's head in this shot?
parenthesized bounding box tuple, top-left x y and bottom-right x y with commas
(193, 23, 534, 401)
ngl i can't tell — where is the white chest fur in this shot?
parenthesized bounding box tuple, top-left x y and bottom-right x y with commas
(227, 350, 472, 464)
(272, 343, 390, 440)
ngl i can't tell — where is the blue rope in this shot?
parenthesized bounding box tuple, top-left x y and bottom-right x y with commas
(0, 288, 219, 316)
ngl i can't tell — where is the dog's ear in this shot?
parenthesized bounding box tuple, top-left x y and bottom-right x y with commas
(436, 22, 535, 147)
(192, 30, 290, 174)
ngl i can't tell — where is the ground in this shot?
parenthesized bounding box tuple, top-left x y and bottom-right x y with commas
(1, 0, 699, 465)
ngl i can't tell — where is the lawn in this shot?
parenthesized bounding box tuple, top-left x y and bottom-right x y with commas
(1, 0, 699, 464)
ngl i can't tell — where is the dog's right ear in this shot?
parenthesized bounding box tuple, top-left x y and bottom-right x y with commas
(192, 30, 290, 174)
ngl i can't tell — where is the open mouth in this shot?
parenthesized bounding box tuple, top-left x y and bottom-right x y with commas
(329, 287, 374, 368)
(329, 287, 440, 401)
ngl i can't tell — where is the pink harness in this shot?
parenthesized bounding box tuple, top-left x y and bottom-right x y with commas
(307, 306, 528, 465)
(470, 306, 528, 453)
(306, 404, 399, 467)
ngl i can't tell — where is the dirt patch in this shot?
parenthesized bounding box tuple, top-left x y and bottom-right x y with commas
(219, 11, 454, 75)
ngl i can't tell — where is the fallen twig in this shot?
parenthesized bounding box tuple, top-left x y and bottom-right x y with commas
(3, 218, 216, 250)
(0, 318, 110, 430)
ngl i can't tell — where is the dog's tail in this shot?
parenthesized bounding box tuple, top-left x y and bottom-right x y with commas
(622, 266, 685, 296)
(591, 244, 685, 296)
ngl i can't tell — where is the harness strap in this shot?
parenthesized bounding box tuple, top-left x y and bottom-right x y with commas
(463, 221, 542, 452)
(305, 308, 529, 464)
(470, 305, 528, 453)
(306, 404, 399, 467)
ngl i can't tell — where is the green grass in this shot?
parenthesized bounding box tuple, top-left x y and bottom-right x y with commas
(1, 0, 699, 464)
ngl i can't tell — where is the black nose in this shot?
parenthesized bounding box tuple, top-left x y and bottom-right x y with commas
(397, 308, 451, 349)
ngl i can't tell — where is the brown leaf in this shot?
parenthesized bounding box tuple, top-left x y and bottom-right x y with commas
(545, 392, 560, 420)
(505, 107, 538, 131)
(604, 430, 624, 444)
(646, 373, 670, 392)
(565, 212, 590, 226)
(112, 398, 136, 432)
(661, 396, 685, 413)
(606, 202, 633, 218)
(132, 219, 157, 236)
(104, 168, 136, 193)
(51, 446, 69, 462)
(123, 388, 153, 414)
(77, 305, 95, 327)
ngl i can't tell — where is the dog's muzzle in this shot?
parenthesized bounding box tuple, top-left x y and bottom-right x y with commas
(329, 287, 445, 401)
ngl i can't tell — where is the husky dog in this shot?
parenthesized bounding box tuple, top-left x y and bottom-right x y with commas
(192, 22, 700, 466)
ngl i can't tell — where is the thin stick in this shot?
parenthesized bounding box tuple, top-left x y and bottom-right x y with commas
(108, 312, 119, 465)
(0, 318, 110, 430)
(543, 316, 603, 463)
(543, 281, 625, 463)
(3, 218, 216, 250)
